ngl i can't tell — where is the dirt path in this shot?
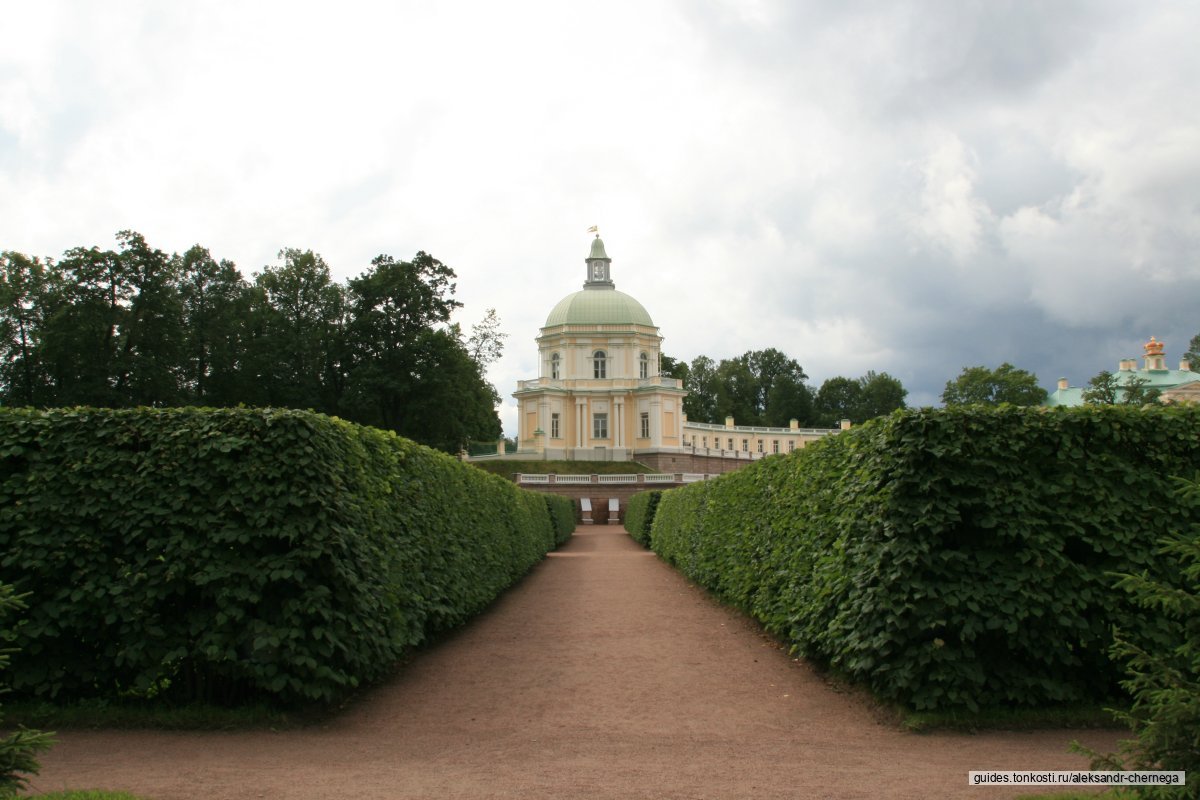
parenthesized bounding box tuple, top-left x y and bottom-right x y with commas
(29, 527, 1122, 799)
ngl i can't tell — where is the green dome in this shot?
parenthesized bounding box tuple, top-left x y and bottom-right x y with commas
(544, 288, 655, 327)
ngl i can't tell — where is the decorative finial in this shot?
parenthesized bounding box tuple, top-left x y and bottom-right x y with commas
(587, 225, 599, 237)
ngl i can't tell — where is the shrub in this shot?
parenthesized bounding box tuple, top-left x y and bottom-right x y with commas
(624, 490, 662, 547)
(1080, 472, 1200, 797)
(544, 494, 577, 547)
(649, 405, 1200, 711)
(0, 583, 54, 797)
(0, 407, 562, 707)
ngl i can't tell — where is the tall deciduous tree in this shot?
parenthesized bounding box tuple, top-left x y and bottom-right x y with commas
(682, 355, 719, 423)
(177, 245, 251, 405)
(252, 249, 346, 412)
(941, 363, 1047, 407)
(0, 252, 51, 406)
(857, 371, 907, 420)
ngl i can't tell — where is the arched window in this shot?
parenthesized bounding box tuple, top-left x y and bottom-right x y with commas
(550, 352, 560, 380)
(639, 351, 649, 379)
(593, 350, 607, 379)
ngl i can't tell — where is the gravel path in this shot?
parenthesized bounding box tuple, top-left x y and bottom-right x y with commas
(29, 526, 1122, 799)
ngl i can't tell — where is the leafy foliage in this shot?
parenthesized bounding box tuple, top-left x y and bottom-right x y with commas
(649, 405, 1200, 711)
(1083, 371, 1162, 406)
(624, 491, 663, 547)
(941, 363, 1047, 407)
(1081, 473, 1200, 797)
(0, 234, 501, 453)
(0, 407, 569, 707)
(0, 584, 54, 796)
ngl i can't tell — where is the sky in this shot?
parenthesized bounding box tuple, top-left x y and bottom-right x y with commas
(3, 1, 1199, 436)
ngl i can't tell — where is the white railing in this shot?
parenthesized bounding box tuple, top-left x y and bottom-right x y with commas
(554, 474, 593, 484)
(597, 474, 638, 484)
(517, 474, 549, 483)
(643, 474, 677, 484)
(681, 473, 707, 483)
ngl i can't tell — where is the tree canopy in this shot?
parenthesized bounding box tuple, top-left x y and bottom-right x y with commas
(667, 349, 905, 428)
(0, 233, 501, 452)
(941, 363, 1047, 407)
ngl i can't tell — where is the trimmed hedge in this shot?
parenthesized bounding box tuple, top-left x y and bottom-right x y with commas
(624, 490, 663, 547)
(544, 494, 576, 547)
(0, 407, 572, 706)
(650, 405, 1200, 711)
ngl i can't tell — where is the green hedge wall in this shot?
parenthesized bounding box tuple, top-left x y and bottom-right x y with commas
(544, 494, 576, 547)
(0, 407, 571, 706)
(624, 490, 662, 547)
(650, 405, 1200, 711)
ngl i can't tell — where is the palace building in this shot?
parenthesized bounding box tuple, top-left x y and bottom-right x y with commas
(1047, 337, 1200, 406)
(510, 235, 836, 469)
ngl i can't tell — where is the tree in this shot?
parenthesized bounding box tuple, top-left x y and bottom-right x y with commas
(659, 353, 689, 384)
(110, 230, 185, 406)
(941, 363, 1047, 407)
(764, 372, 813, 427)
(714, 356, 759, 424)
(814, 376, 862, 427)
(1077, 474, 1200, 797)
(1185, 332, 1200, 371)
(252, 249, 346, 413)
(1081, 370, 1119, 405)
(465, 307, 507, 369)
(0, 584, 54, 795)
(682, 355, 719, 423)
(1082, 371, 1162, 406)
(0, 252, 51, 406)
(341, 252, 499, 451)
(176, 245, 252, 405)
(857, 371, 907, 420)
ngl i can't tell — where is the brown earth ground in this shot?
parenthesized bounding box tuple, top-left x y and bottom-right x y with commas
(28, 527, 1123, 799)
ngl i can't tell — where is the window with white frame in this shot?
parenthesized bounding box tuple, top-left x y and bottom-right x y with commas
(788, 440, 795, 452)
(742, 439, 749, 451)
(550, 352, 560, 380)
(593, 350, 607, 379)
(640, 411, 650, 438)
(757, 439, 764, 453)
(639, 352, 649, 379)
(728, 438, 734, 450)
(772, 440, 780, 454)
(551, 412, 560, 439)
(593, 412, 608, 439)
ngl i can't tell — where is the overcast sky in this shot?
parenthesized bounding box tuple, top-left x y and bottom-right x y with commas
(3, 1, 1198, 436)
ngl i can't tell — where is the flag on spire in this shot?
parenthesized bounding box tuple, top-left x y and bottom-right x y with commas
(587, 225, 599, 233)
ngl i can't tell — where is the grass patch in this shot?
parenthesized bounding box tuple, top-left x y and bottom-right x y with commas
(32, 792, 149, 799)
(468, 459, 657, 480)
(900, 703, 1125, 733)
(2, 697, 300, 731)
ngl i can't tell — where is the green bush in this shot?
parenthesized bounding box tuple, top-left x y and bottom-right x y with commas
(0, 583, 54, 797)
(1081, 472, 1200, 797)
(650, 405, 1200, 711)
(624, 490, 663, 547)
(543, 494, 577, 547)
(0, 407, 564, 707)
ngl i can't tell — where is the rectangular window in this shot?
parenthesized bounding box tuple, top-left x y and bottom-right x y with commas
(702, 436, 707, 448)
(757, 439, 764, 453)
(727, 438, 734, 450)
(593, 413, 608, 440)
(788, 440, 796, 452)
(741, 439, 748, 452)
(640, 411, 650, 438)
(772, 440, 779, 454)
(551, 413, 560, 439)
